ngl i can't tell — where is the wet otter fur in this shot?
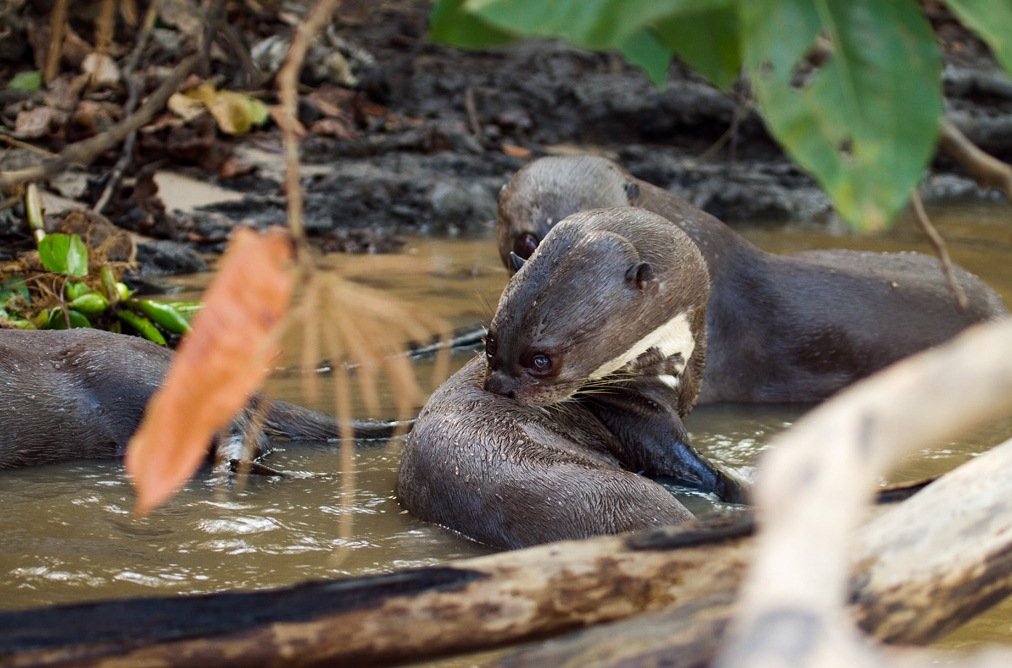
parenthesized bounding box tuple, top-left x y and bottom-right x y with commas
(498, 156, 1008, 403)
(398, 208, 745, 549)
(0, 328, 386, 469)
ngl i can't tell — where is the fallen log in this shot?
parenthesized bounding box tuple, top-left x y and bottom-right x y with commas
(0, 527, 753, 667)
(495, 437, 1012, 667)
(719, 318, 1012, 668)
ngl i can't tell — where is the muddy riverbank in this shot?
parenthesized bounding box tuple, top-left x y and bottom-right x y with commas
(3, 0, 1009, 276)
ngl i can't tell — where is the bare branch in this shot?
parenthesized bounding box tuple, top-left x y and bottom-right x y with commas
(44, 0, 69, 84)
(939, 119, 1012, 201)
(93, 0, 163, 214)
(910, 191, 968, 310)
(276, 0, 343, 243)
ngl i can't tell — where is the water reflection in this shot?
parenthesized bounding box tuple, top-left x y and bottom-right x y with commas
(0, 202, 1010, 649)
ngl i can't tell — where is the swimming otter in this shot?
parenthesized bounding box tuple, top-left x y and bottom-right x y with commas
(497, 156, 1008, 403)
(398, 208, 746, 549)
(0, 328, 390, 469)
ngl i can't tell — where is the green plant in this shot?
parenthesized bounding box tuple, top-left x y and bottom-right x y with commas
(431, 0, 1012, 231)
(0, 231, 199, 344)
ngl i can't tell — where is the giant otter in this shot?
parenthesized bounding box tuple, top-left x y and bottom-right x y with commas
(0, 328, 389, 469)
(398, 208, 746, 549)
(498, 156, 1008, 403)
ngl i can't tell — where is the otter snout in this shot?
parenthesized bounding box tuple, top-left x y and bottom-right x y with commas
(484, 370, 521, 399)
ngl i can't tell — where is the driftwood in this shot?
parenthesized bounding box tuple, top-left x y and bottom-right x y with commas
(0, 528, 754, 667)
(718, 318, 1012, 668)
(495, 436, 1012, 667)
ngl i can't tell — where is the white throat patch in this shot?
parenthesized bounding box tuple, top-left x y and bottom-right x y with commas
(588, 311, 695, 380)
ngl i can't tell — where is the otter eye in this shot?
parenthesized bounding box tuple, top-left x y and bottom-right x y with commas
(513, 233, 539, 260)
(484, 335, 498, 359)
(527, 353, 553, 375)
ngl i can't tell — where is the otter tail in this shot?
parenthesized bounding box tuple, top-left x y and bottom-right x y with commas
(263, 399, 415, 442)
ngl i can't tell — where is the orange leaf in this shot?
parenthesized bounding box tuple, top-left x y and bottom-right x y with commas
(125, 227, 294, 515)
(501, 143, 532, 158)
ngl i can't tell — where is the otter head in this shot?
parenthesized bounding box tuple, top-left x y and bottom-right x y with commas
(497, 156, 642, 273)
(484, 207, 709, 410)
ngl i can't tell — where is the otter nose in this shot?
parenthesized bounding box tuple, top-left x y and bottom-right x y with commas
(484, 370, 520, 399)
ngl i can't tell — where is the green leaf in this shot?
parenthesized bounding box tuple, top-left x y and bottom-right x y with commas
(943, 0, 1012, 76)
(466, 0, 730, 50)
(438, 0, 737, 86)
(430, 0, 518, 49)
(741, 0, 943, 231)
(7, 70, 41, 92)
(65, 281, 94, 301)
(1, 277, 29, 305)
(618, 30, 674, 86)
(127, 298, 192, 335)
(45, 308, 92, 329)
(116, 309, 168, 345)
(70, 292, 110, 315)
(38, 233, 89, 277)
(0, 279, 28, 321)
(652, 6, 741, 90)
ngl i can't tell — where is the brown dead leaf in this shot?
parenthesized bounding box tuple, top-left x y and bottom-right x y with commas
(68, 100, 122, 140)
(138, 112, 230, 171)
(14, 107, 58, 139)
(501, 143, 532, 159)
(309, 117, 357, 139)
(170, 82, 269, 135)
(218, 155, 255, 180)
(125, 227, 295, 515)
(167, 90, 207, 122)
(82, 52, 121, 86)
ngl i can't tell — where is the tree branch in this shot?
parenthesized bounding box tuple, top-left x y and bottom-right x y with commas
(939, 119, 1012, 201)
(719, 318, 1012, 668)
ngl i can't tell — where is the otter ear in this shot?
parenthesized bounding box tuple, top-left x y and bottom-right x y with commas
(509, 252, 527, 272)
(625, 261, 655, 291)
(624, 181, 640, 202)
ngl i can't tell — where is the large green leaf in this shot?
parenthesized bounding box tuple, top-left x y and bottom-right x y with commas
(463, 0, 702, 49)
(618, 30, 674, 86)
(446, 0, 738, 86)
(742, 0, 943, 230)
(943, 0, 1012, 77)
(430, 0, 518, 49)
(652, 5, 741, 90)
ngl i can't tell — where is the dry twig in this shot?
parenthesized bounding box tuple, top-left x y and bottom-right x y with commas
(43, 0, 69, 84)
(910, 191, 968, 310)
(93, 0, 163, 213)
(0, 53, 199, 191)
(464, 87, 483, 138)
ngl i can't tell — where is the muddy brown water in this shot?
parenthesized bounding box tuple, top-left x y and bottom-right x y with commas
(1, 202, 1010, 649)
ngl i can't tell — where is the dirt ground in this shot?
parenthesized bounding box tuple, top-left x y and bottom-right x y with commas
(2, 0, 1010, 274)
